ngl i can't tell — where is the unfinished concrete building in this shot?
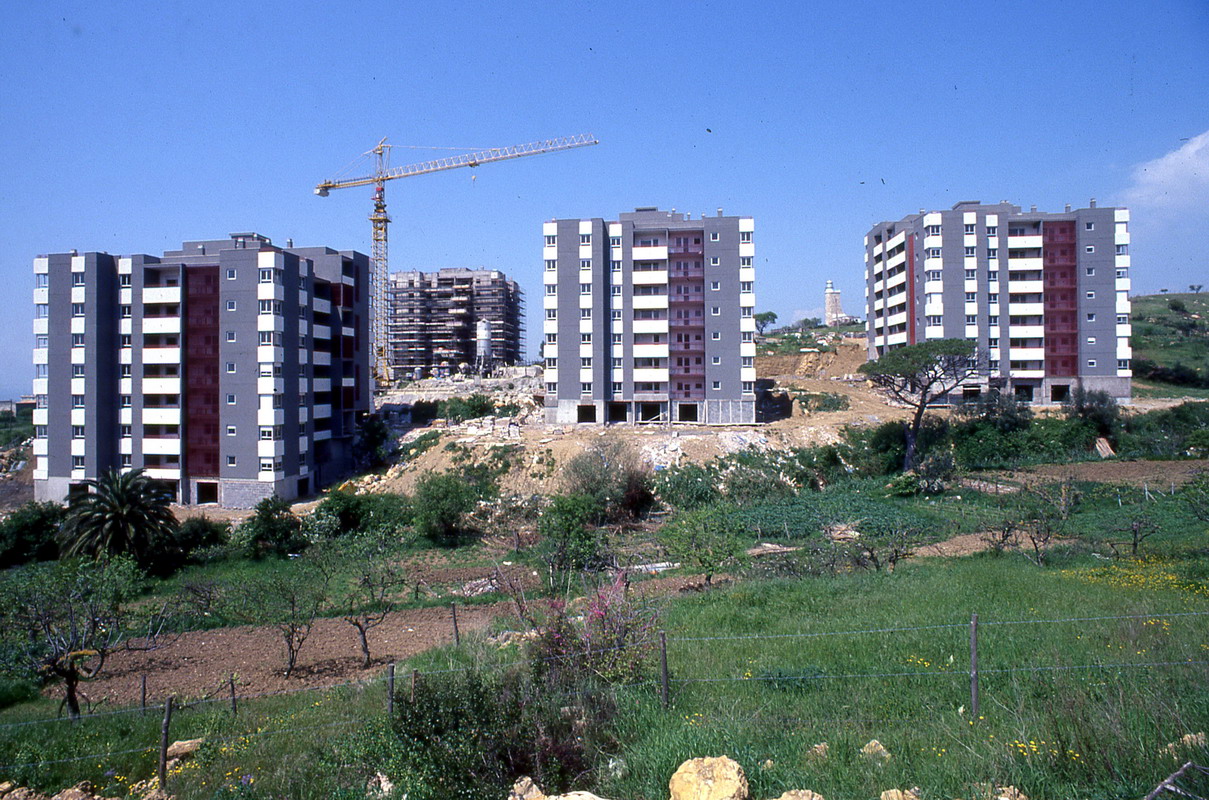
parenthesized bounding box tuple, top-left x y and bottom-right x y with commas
(386, 268, 524, 378)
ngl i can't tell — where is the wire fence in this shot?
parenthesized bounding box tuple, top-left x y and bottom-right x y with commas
(2, 607, 1207, 782)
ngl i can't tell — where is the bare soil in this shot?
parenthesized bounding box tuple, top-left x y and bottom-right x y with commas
(993, 460, 1206, 488)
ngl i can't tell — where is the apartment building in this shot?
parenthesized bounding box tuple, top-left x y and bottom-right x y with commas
(543, 207, 757, 425)
(864, 201, 1132, 403)
(386, 268, 523, 378)
(32, 233, 370, 507)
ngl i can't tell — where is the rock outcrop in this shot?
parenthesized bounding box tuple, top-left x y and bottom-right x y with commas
(668, 756, 748, 800)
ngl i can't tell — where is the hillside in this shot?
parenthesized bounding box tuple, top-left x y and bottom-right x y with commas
(1131, 291, 1209, 393)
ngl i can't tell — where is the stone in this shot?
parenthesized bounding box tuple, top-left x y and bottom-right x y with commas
(669, 756, 748, 800)
(771, 791, 824, 800)
(510, 777, 546, 800)
(993, 788, 1027, 800)
(1162, 731, 1206, 758)
(860, 740, 891, 763)
(806, 742, 829, 760)
(50, 784, 114, 800)
(880, 791, 919, 800)
(165, 737, 204, 760)
(0, 783, 15, 797)
(5, 790, 50, 800)
(367, 772, 395, 798)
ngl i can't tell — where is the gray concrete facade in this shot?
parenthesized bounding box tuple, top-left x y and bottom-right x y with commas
(32, 234, 369, 507)
(543, 208, 758, 425)
(863, 201, 1132, 403)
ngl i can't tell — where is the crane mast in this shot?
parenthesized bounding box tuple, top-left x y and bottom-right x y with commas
(315, 134, 599, 388)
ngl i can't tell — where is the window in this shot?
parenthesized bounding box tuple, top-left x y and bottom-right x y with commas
(580, 259, 591, 270)
(545, 382, 557, 393)
(545, 357, 557, 368)
(259, 426, 274, 440)
(741, 307, 753, 317)
(712, 381, 721, 390)
(72, 394, 85, 408)
(546, 333, 557, 344)
(35, 395, 47, 408)
(741, 356, 754, 367)
(711, 355, 721, 365)
(925, 270, 942, 281)
(1118, 359, 1130, 370)
(226, 330, 237, 342)
(1116, 314, 1128, 324)
(1085, 245, 1095, 253)
(545, 309, 557, 320)
(33, 363, 48, 379)
(72, 272, 85, 286)
(609, 236, 621, 247)
(986, 226, 997, 236)
(926, 315, 942, 326)
(580, 357, 592, 367)
(965, 269, 977, 280)
(120, 334, 132, 347)
(710, 306, 720, 316)
(580, 333, 592, 344)
(988, 270, 999, 282)
(116, 273, 131, 287)
(35, 273, 48, 288)
(226, 393, 237, 405)
(579, 283, 592, 295)
(611, 309, 622, 321)
(226, 268, 237, 279)
(580, 382, 591, 395)
(119, 395, 131, 408)
(611, 357, 622, 368)
(1085, 267, 1095, 276)
(35, 335, 48, 348)
(1087, 313, 1096, 322)
(611, 261, 622, 271)
(609, 285, 622, 297)
(72, 456, 85, 469)
(740, 256, 753, 267)
(1087, 336, 1097, 345)
(72, 425, 85, 438)
(226, 300, 237, 311)
(711, 331, 721, 340)
(988, 359, 1000, 370)
(544, 285, 556, 296)
(711, 281, 720, 290)
(988, 337, 999, 348)
(259, 331, 275, 344)
(988, 315, 999, 325)
(260, 459, 275, 472)
(740, 231, 752, 243)
(964, 246, 976, 257)
(1086, 291, 1095, 299)
(226, 425, 236, 436)
(35, 303, 48, 319)
(72, 303, 86, 317)
(710, 232, 720, 241)
(988, 293, 999, 303)
(1116, 244, 1128, 255)
(1116, 268, 1128, 278)
(710, 257, 720, 266)
(1085, 222, 1095, 231)
(71, 333, 85, 347)
(925, 248, 941, 259)
(611, 333, 622, 344)
(225, 455, 237, 468)
(965, 315, 977, 325)
(965, 292, 977, 302)
(964, 224, 975, 234)
(226, 362, 237, 374)
(545, 234, 557, 246)
(987, 248, 998, 259)
(120, 364, 131, 377)
(544, 260, 556, 272)
(740, 281, 753, 293)
(1087, 359, 1097, 368)
(579, 308, 592, 319)
(925, 225, 942, 236)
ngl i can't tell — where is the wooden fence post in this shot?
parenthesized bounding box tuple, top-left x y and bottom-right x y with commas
(228, 674, 237, 716)
(140, 674, 147, 716)
(969, 612, 980, 719)
(659, 632, 669, 709)
(450, 603, 461, 646)
(157, 696, 174, 789)
(411, 669, 418, 704)
(386, 663, 396, 717)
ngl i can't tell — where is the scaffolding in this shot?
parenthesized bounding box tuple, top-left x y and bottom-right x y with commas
(386, 268, 524, 379)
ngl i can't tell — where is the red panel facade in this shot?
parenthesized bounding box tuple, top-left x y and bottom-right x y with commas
(907, 235, 917, 345)
(1043, 221, 1078, 377)
(184, 266, 221, 477)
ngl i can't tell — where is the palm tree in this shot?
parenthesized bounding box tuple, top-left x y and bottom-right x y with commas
(60, 469, 178, 566)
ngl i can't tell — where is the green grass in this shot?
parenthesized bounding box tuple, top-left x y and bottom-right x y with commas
(1130, 292, 1209, 390)
(1132, 381, 1209, 400)
(0, 408, 33, 449)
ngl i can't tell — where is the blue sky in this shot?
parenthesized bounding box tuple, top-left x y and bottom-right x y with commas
(1, 0, 1207, 399)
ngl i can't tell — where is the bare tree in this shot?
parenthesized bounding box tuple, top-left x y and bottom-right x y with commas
(230, 557, 333, 678)
(1118, 511, 1159, 557)
(858, 339, 980, 471)
(341, 535, 408, 668)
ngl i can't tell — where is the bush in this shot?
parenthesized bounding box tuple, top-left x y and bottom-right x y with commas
(413, 472, 480, 545)
(314, 490, 413, 538)
(235, 496, 305, 558)
(562, 439, 653, 521)
(653, 463, 723, 510)
(1064, 387, 1121, 439)
(0, 501, 64, 568)
(538, 494, 608, 591)
(660, 504, 747, 585)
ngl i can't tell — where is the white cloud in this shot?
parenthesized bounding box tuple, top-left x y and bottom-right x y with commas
(1120, 130, 1209, 213)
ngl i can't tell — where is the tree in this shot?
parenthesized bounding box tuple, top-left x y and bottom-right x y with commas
(341, 534, 408, 667)
(0, 501, 65, 568)
(538, 493, 607, 593)
(858, 339, 980, 471)
(1191, 284, 1204, 294)
(753, 311, 778, 335)
(230, 555, 333, 678)
(413, 472, 480, 545)
(1063, 386, 1121, 440)
(355, 413, 395, 469)
(561, 438, 653, 521)
(0, 557, 151, 719)
(58, 469, 178, 569)
(236, 495, 304, 558)
(660, 505, 747, 586)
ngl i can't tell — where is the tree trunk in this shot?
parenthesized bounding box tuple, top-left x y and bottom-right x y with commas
(356, 624, 371, 668)
(904, 406, 927, 472)
(63, 669, 82, 721)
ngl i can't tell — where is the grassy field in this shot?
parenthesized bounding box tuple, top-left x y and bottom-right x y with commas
(1131, 292, 1209, 386)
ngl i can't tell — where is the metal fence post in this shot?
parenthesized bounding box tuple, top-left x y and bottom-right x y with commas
(969, 612, 980, 719)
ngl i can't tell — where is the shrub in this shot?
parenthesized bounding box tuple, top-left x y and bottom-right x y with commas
(660, 504, 747, 585)
(235, 496, 305, 558)
(538, 494, 608, 591)
(413, 472, 479, 545)
(1064, 387, 1121, 439)
(0, 501, 64, 568)
(354, 413, 395, 469)
(314, 490, 413, 538)
(653, 463, 722, 510)
(562, 439, 653, 521)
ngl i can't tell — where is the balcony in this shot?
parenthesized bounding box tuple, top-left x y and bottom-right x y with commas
(142, 408, 181, 425)
(143, 286, 181, 304)
(633, 295, 669, 310)
(633, 270, 669, 285)
(142, 437, 182, 456)
(142, 377, 181, 395)
(143, 347, 181, 364)
(632, 245, 668, 260)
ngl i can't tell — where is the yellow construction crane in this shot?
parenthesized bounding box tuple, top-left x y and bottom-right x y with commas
(314, 134, 599, 388)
